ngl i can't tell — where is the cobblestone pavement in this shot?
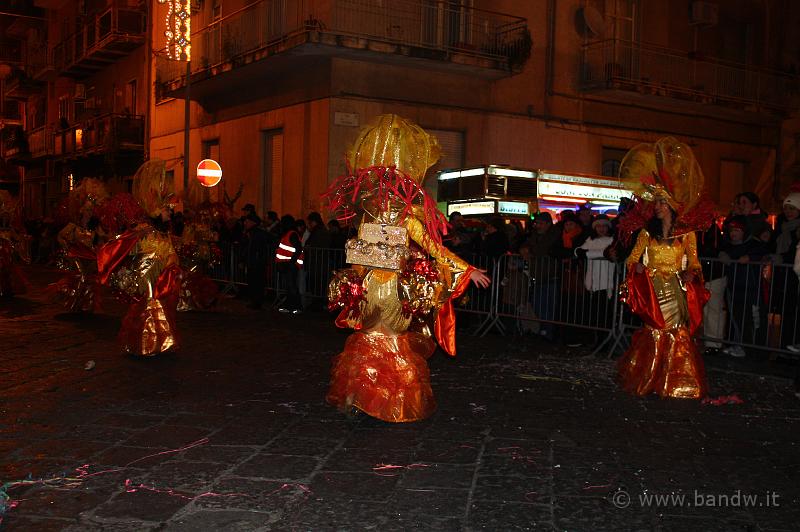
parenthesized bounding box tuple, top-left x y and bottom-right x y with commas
(1, 268, 799, 531)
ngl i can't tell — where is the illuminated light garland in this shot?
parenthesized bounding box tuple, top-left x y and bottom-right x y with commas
(158, 0, 191, 61)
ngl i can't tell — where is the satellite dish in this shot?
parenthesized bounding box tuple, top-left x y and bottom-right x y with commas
(577, 6, 606, 37)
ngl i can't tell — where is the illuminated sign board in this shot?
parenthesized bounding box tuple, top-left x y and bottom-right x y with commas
(447, 200, 495, 216)
(537, 171, 622, 188)
(538, 181, 632, 203)
(438, 167, 485, 181)
(497, 201, 529, 215)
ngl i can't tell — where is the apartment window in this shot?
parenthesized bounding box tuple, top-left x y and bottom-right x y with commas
(261, 129, 283, 212)
(202, 138, 220, 161)
(58, 95, 71, 127)
(601, 147, 627, 177)
(125, 79, 137, 115)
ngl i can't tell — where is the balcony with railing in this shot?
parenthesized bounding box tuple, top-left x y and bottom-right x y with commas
(53, 113, 144, 158)
(581, 39, 799, 114)
(4, 69, 46, 100)
(0, 103, 23, 127)
(28, 126, 54, 159)
(157, 0, 530, 99)
(52, 3, 147, 78)
(27, 42, 55, 81)
(1, 125, 27, 161)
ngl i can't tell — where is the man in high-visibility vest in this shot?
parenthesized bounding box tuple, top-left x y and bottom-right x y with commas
(275, 214, 304, 313)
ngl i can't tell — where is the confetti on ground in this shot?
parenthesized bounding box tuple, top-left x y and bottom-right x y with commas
(517, 374, 585, 385)
(701, 394, 744, 406)
(372, 463, 431, 477)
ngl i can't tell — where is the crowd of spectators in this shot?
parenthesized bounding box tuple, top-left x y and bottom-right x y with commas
(440, 189, 800, 354)
(15, 186, 800, 355)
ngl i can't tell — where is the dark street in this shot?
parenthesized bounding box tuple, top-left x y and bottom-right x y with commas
(0, 269, 798, 531)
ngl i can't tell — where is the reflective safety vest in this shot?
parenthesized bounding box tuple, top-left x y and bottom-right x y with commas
(275, 230, 304, 267)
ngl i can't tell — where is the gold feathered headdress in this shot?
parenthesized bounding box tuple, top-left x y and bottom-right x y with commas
(324, 114, 448, 242)
(619, 137, 705, 213)
(348, 114, 441, 184)
(132, 159, 177, 218)
(617, 137, 714, 241)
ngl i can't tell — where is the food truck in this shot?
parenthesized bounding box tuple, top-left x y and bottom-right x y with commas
(436, 165, 631, 221)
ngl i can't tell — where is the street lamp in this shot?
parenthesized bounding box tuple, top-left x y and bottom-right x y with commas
(157, 0, 191, 197)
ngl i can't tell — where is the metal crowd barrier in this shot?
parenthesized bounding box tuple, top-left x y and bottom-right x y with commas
(207, 243, 799, 357)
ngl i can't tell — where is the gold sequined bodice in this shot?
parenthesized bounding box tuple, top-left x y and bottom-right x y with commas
(627, 229, 701, 278)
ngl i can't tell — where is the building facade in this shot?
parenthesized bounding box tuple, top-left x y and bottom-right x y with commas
(3, 0, 799, 219)
(1, 0, 147, 218)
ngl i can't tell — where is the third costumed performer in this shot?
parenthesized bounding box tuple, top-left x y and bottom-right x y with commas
(324, 114, 490, 422)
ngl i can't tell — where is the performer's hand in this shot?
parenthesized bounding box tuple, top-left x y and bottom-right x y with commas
(635, 263, 645, 274)
(470, 268, 491, 288)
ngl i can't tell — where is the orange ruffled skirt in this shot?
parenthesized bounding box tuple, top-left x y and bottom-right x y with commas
(327, 330, 437, 422)
(617, 325, 708, 399)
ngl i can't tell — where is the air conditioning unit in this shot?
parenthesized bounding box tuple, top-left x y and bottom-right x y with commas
(690, 1, 718, 27)
(74, 84, 86, 100)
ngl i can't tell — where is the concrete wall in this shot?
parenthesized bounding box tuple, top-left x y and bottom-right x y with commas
(150, 99, 330, 218)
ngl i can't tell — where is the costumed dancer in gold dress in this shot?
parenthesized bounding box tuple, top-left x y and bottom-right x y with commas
(172, 204, 222, 312)
(0, 191, 29, 297)
(324, 115, 490, 422)
(50, 179, 108, 312)
(97, 159, 182, 356)
(616, 138, 715, 399)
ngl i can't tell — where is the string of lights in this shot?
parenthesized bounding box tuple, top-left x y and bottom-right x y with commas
(157, 0, 191, 61)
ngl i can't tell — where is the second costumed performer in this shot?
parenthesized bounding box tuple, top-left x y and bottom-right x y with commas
(615, 137, 714, 399)
(325, 114, 490, 423)
(96, 159, 182, 356)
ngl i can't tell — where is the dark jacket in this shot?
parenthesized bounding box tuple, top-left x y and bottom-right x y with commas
(719, 238, 768, 291)
(244, 226, 270, 267)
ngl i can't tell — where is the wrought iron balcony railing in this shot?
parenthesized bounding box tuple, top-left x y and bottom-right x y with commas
(52, 4, 147, 77)
(53, 113, 144, 158)
(581, 39, 799, 112)
(28, 126, 54, 158)
(157, 0, 529, 94)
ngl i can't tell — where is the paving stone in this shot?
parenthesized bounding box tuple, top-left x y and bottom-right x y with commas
(323, 448, 416, 472)
(233, 453, 319, 480)
(467, 500, 552, 530)
(264, 436, 337, 457)
(122, 424, 212, 448)
(388, 487, 470, 518)
(139, 460, 232, 492)
(553, 496, 655, 530)
(414, 438, 481, 464)
(93, 488, 190, 521)
(310, 471, 400, 502)
(0, 516, 75, 532)
(399, 463, 476, 489)
(473, 475, 549, 503)
(179, 444, 256, 464)
(194, 477, 303, 512)
(164, 510, 277, 531)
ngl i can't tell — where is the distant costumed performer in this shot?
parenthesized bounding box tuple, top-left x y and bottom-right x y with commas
(0, 191, 29, 297)
(616, 137, 714, 399)
(324, 114, 491, 422)
(50, 178, 109, 312)
(97, 159, 182, 356)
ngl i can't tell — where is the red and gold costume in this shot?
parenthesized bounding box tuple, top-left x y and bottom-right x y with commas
(616, 138, 714, 399)
(50, 179, 108, 312)
(325, 115, 480, 422)
(173, 217, 220, 312)
(97, 160, 181, 356)
(0, 191, 29, 297)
